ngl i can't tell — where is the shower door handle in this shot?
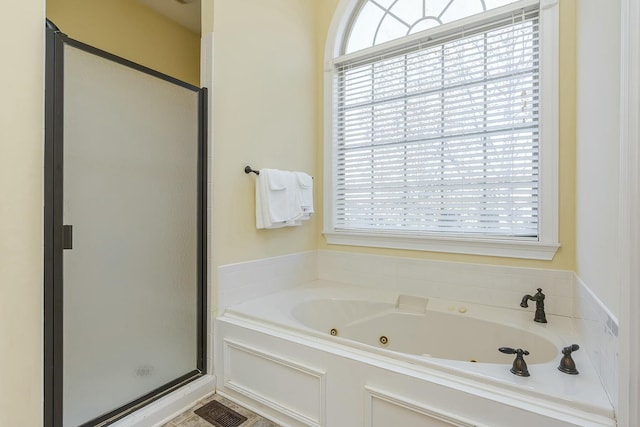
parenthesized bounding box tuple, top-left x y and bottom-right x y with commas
(63, 225, 73, 250)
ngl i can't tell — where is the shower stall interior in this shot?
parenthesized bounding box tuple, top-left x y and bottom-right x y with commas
(44, 21, 207, 426)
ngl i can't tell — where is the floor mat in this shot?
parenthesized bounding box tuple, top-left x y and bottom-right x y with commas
(194, 400, 248, 427)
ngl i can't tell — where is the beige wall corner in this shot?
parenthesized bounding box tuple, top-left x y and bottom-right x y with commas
(575, 0, 621, 317)
(202, 0, 214, 34)
(0, 2, 45, 426)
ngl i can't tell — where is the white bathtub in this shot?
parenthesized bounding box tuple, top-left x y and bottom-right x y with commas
(215, 282, 615, 427)
(290, 296, 559, 364)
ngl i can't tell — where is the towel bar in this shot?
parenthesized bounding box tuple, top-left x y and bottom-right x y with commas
(244, 165, 313, 179)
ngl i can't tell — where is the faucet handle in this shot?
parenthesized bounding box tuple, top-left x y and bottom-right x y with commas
(558, 344, 580, 375)
(499, 347, 530, 377)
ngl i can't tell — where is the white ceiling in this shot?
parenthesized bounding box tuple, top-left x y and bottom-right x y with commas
(138, 0, 201, 34)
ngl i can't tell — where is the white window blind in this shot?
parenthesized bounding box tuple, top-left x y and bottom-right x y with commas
(334, 7, 540, 239)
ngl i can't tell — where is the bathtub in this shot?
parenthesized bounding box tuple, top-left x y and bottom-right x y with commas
(215, 282, 615, 427)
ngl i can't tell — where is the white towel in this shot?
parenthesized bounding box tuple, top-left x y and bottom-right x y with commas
(256, 169, 304, 229)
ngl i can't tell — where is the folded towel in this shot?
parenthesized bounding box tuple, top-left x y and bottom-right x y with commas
(255, 173, 272, 229)
(256, 168, 304, 229)
(294, 172, 314, 220)
(264, 169, 299, 223)
(266, 169, 289, 191)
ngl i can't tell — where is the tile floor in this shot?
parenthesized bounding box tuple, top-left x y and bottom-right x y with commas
(161, 393, 280, 427)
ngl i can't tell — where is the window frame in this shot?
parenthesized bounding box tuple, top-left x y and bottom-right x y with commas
(323, 0, 560, 260)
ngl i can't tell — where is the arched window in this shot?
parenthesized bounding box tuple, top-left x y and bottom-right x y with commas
(324, 0, 560, 259)
(345, 0, 521, 53)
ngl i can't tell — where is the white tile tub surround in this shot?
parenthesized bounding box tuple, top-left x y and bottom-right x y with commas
(219, 250, 573, 318)
(317, 250, 574, 317)
(215, 250, 621, 423)
(574, 275, 619, 409)
(217, 251, 317, 314)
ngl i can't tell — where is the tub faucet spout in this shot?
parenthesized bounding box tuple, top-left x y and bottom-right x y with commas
(520, 288, 547, 323)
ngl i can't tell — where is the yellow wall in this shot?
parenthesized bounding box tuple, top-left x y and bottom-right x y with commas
(202, 0, 214, 35)
(212, 0, 318, 267)
(314, 0, 577, 271)
(0, 1, 45, 425)
(47, 0, 201, 86)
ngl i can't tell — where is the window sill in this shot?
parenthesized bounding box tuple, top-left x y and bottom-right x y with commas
(323, 231, 560, 260)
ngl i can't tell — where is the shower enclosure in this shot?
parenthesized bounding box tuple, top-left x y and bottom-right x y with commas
(44, 22, 207, 426)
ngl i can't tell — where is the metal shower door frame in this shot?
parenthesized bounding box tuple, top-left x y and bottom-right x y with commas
(43, 21, 208, 427)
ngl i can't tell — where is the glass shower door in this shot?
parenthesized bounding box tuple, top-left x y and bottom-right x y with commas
(45, 25, 206, 427)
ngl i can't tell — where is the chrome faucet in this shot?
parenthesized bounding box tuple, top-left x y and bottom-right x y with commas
(520, 288, 547, 323)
